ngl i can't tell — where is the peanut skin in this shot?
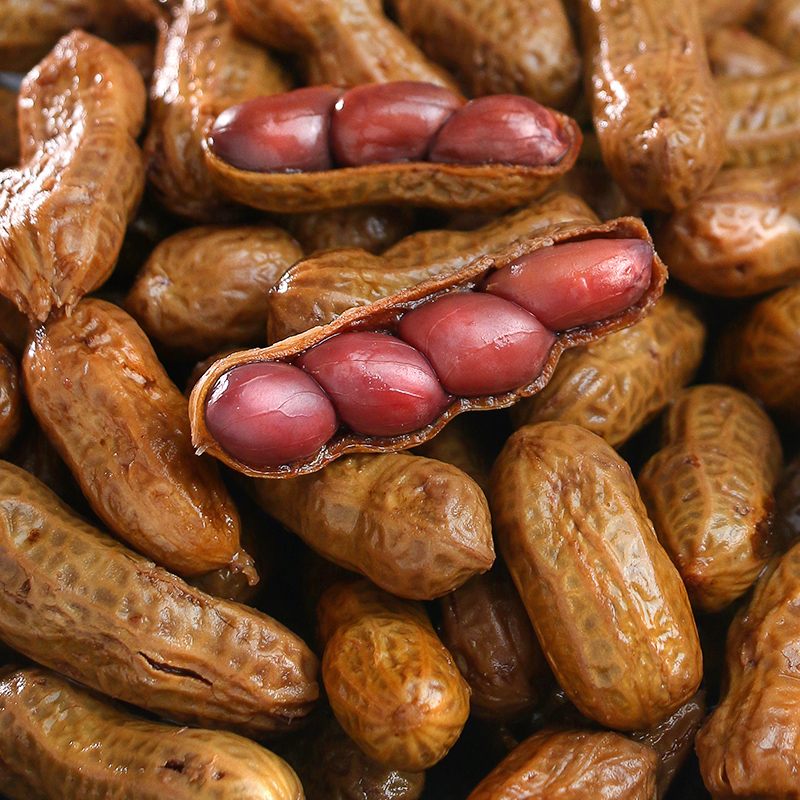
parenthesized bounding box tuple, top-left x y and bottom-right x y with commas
(23, 299, 244, 577)
(318, 580, 470, 771)
(0, 345, 21, 454)
(0, 666, 304, 800)
(0, 460, 319, 735)
(250, 452, 494, 600)
(490, 422, 702, 730)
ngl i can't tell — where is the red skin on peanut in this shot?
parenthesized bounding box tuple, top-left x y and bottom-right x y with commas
(295, 332, 451, 437)
(428, 95, 570, 166)
(330, 81, 465, 167)
(398, 292, 555, 396)
(210, 87, 342, 172)
(205, 362, 338, 468)
(483, 239, 653, 330)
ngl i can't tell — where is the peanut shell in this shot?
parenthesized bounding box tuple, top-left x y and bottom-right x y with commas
(0, 345, 21, 454)
(758, 0, 800, 61)
(706, 28, 793, 79)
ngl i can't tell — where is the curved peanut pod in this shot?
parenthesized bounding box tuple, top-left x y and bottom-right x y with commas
(0, 345, 21, 454)
(720, 68, 800, 167)
(696, 541, 800, 797)
(125, 225, 303, 357)
(250, 452, 493, 600)
(318, 580, 470, 771)
(758, 0, 800, 61)
(391, 0, 580, 110)
(0, 667, 304, 800)
(512, 294, 705, 447)
(0, 31, 146, 322)
(656, 164, 800, 296)
(204, 112, 581, 214)
(0, 460, 319, 734)
(706, 28, 794, 79)
(191, 216, 665, 478)
(715, 284, 800, 419)
(490, 422, 702, 731)
(145, 0, 290, 221)
(23, 299, 244, 578)
(698, 0, 762, 30)
(225, 0, 458, 90)
(268, 191, 598, 341)
(466, 728, 658, 800)
(578, 0, 725, 211)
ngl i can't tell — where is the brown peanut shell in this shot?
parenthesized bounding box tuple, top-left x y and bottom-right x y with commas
(0, 85, 19, 170)
(23, 298, 244, 578)
(698, 0, 761, 30)
(249, 451, 493, 600)
(512, 293, 705, 448)
(551, 160, 641, 222)
(655, 163, 800, 296)
(776, 453, 800, 549)
(0, 666, 304, 800)
(706, 28, 793, 79)
(190, 216, 666, 478)
(318, 580, 470, 771)
(391, 0, 581, 110)
(125, 225, 303, 357)
(0, 297, 28, 357)
(578, 0, 726, 211)
(145, 0, 290, 221)
(758, 0, 800, 61)
(0, 460, 319, 735)
(466, 728, 658, 800)
(268, 191, 598, 342)
(490, 422, 702, 731)
(0, 345, 21, 454)
(0, 31, 146, 322)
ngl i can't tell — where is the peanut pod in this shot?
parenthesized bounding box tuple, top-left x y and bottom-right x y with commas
(758, 0, 800, 61)
(0, 666, 304, 800)
(0, 460, 319, 735)
(706, 28, 793, 79)
(699, 0, 762, 29)
(0, 344, 21, 454)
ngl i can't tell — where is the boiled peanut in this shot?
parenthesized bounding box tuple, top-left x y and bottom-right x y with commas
(318, 579, 470, 771)
(466, 727, 658, 800)
(23, 299, 245, 577)
(0, 31, 146, 322)
(577, 0, 725, 211)
(249, 451, 494, 600)
(0, 344, 21, 454)
(758, 0, 800, 61)
(490, 422, 702, 730)
(124, 225, 303, 357)
(0, 666, 304, 800)
(0, 460, 318, 734)
(391, 0, 581, 110)
(639, 385, 782, 613)
(511, 294, 705, 447)
(706, 28, 793, 78)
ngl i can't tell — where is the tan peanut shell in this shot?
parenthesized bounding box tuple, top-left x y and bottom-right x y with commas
(466, 728, 658, 800)
(190, 216, 666, 478)
(578, 0, 726, 211)
(125, 225, 303, 357)
(511, 294, 705, 447)
(0, 31, 146, 322)
(119, 40, 158, 86)
(0, 344, 21, 454)
(490, 422, 702, 731)
(706, 28, 793, 79)
(203, 111, 581, 214)
(268, 191, 598, 342)
(145, 0, 290, 220)
(716, 283, 800, 420)
(23, 298, 245, 578)
(318, 580, 470, 771)
(758, 0, 800, 61)
(0, 460, 319, 735)
(696, 541, 800, 797)
(225, 0, 458, 89)
(0, 666, 304, 800)
(249, 452, 493, 600)
(391, 0, 581, 110)
(655, 163, 800, 296)
(639, 385, 782, 613)
(551, 160, 641, 222)
(699, 0, 762, 29)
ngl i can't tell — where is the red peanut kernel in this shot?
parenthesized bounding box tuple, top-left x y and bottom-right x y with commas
(209, 87, 342, 173)
(483, 238, 654, 330)
(398, 292, 556, 396)
(428, 95, 570, 166)
(204, 362, 338, 468)
(295, 332, 451, 437)
(330, 81, 465, 167)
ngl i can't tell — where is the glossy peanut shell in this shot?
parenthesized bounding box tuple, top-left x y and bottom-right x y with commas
(490, 422, 702, 730)
(0, 460, 319, 734)
(190, 216, 666, 478)
(0, 345, 21, 454)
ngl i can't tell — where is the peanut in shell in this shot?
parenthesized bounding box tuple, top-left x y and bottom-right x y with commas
(757, 0, 800, 62)
(706, 28, 793, 79)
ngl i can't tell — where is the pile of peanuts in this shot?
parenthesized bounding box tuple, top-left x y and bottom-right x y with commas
(1, 0, 800, 798)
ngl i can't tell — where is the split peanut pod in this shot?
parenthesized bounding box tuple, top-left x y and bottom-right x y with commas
(189, 217, 665, 478)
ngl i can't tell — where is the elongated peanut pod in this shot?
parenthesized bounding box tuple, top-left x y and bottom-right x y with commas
(0, 667, 304, 800)
(0, 460, 319, 735)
